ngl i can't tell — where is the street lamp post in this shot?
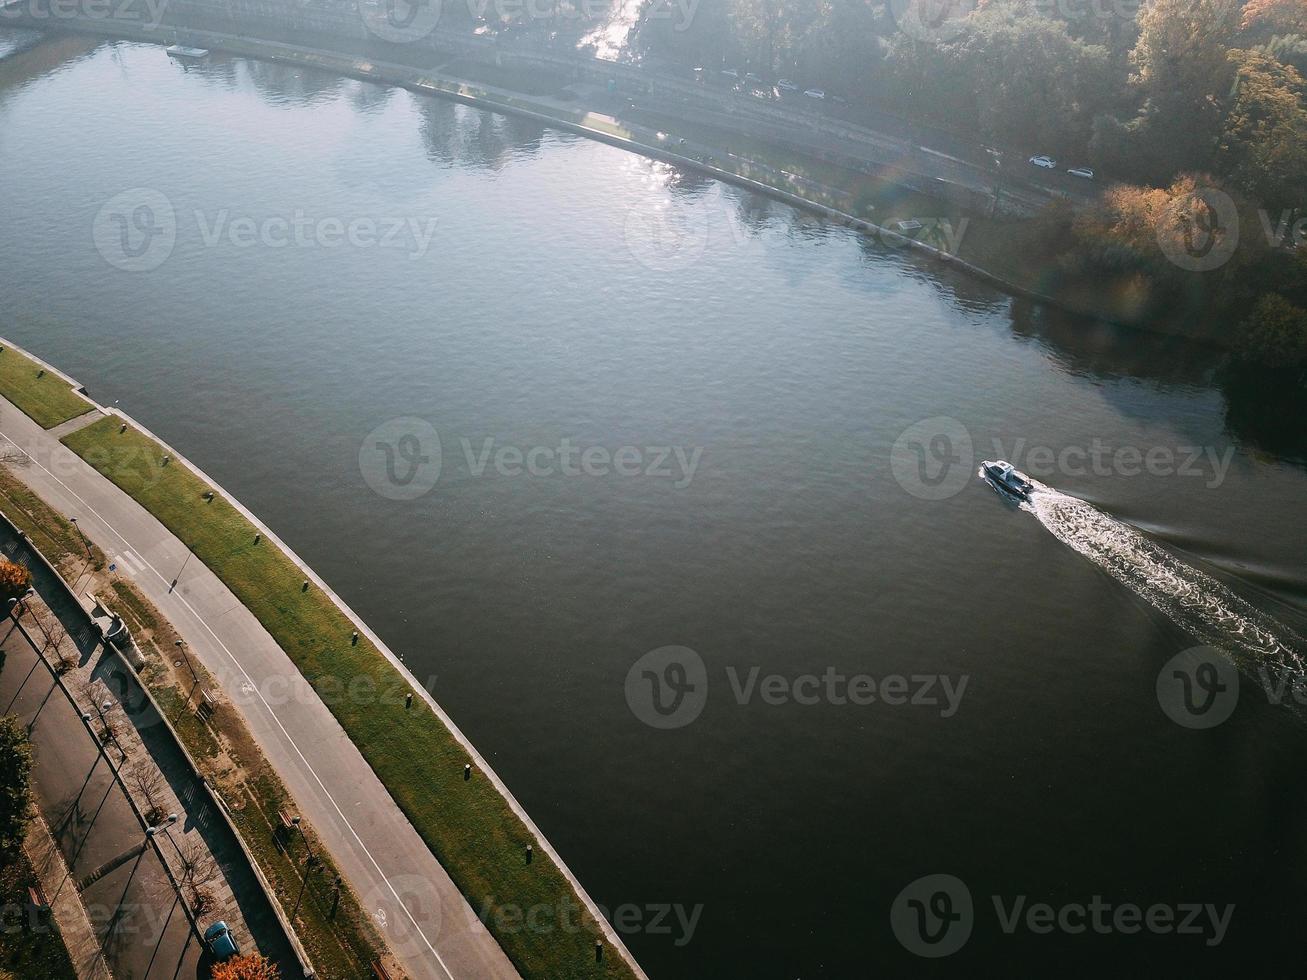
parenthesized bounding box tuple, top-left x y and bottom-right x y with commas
(175, 639, 200, 701)
(290, 855, 320, 922)
(69, 517, 94, 560)
(156, 812, 184, 867)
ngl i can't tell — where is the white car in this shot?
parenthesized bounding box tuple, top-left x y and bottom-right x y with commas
(804, 88, 826, 100)
(777, 78, 798, 92)
(1029, 155, 1057, 169)
(1067, 167, 1095, 180)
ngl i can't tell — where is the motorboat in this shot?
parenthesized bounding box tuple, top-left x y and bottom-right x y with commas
(166, 46, 210, 61)
(980, 460, 1035, 499)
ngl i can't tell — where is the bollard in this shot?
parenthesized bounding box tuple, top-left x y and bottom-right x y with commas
(119, 423, 127, 433)
(405, 692, 413, 710)
(36, 369, 44, 378)
(351, 631, 359, 646)
(254, 533, 261, 545)
(525, 845, 532, 865)
(464, 764, 471, 781)
(301, 580, 309, 593)
(162, 456, 170, 466)
(595, 941, 602, 964)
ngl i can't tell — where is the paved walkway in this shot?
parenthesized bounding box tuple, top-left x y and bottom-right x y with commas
(0, 397, 519, 979)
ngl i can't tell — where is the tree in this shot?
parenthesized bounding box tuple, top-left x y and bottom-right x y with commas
(126, 759, 168, 824)
(1241, 0, 1307, 36)
(0, 558, 30, 605)
(1236, 293, 1307, 368)
(1122, 0, 1242, 179)
(0, 716, 33, 860)
(1218, 49, 1307, 208)
(211, 954, 281, 980)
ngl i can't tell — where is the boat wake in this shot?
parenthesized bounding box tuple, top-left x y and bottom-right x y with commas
(1024, 488, 1305, 675)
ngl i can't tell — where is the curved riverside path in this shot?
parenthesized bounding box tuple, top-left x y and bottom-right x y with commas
(0, 361, 584, 978)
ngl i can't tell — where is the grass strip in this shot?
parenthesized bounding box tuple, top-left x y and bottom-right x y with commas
(0, 346, 93, 429)
(63, 416, 635, 980)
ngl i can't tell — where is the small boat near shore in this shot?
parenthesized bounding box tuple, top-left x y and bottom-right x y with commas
(980, 460, 1035, 500)
(166, 45, 210, 61)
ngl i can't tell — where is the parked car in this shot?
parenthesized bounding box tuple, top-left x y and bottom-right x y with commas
(204, 922, 240, 961)
(1029, 155, 1057, 169)
(804, 88, 826, 100)
(720, 68, 739, 79)
(777, 78, 799, 92)
(1067, 167, 1095, 180)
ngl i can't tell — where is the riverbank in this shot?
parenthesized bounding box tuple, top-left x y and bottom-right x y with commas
(0, 335, 645, 979)
(20, 15, 1224, 345)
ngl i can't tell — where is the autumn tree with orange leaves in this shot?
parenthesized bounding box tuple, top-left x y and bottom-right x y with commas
(211, 954, 280, 980)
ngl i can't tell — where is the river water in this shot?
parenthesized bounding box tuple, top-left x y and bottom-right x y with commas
(2, 32, 1306, 978)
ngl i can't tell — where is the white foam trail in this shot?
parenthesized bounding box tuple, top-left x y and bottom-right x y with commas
(1024, 488, 1305, 674)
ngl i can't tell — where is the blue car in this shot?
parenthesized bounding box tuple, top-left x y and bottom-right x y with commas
(204, 921, 240, 961)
